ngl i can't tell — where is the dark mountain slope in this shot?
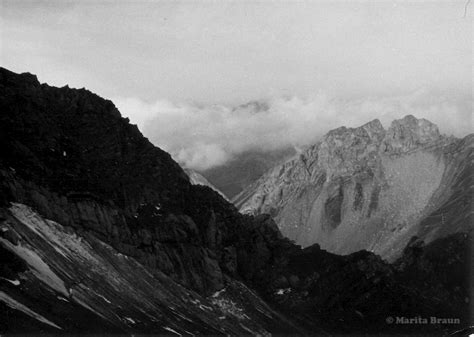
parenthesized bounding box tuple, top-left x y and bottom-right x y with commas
(0, 67, 471, 335)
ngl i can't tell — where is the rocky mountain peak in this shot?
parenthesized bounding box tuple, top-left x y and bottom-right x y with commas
(236, 113, 471, 261)
(361, 118, 386, 139)
(321, 118, 386, 148)
(307, 116, 443, 177)
(383, 115, 442, 153)
(312, 118, 385, 179)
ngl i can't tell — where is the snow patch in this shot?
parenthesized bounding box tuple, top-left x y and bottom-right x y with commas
(96, 293, 111, 304)
(198, 304, 213, 311)
(0, 277, 20, 286)
(211, 288, 226, 298)
(9, 203, 107, 276)
(211, 297, 248, 320)
(276, 288, 291, 295)
(163, 326, 182, 336)
(0, 291, 62, 330)
(0, 237, 68, 296)
(123, 317, 135, 324)
(190, 299, 200, 305)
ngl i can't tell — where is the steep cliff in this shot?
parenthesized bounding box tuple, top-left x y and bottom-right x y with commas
(236, 116, 473, 260)
(0, 67, 470, 335)
(0, 67, 306, 334)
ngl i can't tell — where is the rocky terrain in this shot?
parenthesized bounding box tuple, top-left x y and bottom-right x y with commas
(184, 169, 228, 200)
(236, 116, 473, 260)
(0, 67, 471, 335)
(201, 148, 295, 200)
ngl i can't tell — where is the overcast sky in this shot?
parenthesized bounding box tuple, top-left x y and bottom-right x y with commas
(1, 1, 472, 169)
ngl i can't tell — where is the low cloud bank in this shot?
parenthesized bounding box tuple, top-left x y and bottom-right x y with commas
(114, 90, 472, 170)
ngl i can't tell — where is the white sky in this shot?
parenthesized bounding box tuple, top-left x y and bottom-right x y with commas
(1, 1, 472, 169)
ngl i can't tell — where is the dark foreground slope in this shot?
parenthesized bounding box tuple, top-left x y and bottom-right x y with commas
(0, 67, 471, 335)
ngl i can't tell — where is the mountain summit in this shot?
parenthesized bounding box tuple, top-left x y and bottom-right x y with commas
(235, 115, 472, 260)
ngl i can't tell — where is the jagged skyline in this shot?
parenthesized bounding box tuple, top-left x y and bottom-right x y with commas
(2, 1, 471, 170)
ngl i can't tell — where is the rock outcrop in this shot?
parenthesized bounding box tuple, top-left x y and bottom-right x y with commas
(0, 67, 470, 335)
(236, 116, 473, 260)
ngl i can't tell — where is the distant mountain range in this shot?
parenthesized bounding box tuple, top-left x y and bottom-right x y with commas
(235, 116, 473, 260)
(199, 148, 295, 199)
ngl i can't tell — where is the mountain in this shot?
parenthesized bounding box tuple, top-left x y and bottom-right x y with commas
(201, 148, 295, 199)
(196, 98, 295, 200)
(184, 169, 228, 200)
(0, 67, 471, 335)
(236, 116, 473, 260)
(0, 68, 302, 334)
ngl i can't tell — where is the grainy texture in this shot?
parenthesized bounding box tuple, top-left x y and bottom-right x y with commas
(237, 117, 473, 260)
(0, 67, 471, 335)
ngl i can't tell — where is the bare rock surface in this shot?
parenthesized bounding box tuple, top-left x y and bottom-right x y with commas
(236, 115, 472, 260)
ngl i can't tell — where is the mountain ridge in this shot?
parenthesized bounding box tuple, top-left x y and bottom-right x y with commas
(0, 67, 471, 335)
(236, 114, 473, 260)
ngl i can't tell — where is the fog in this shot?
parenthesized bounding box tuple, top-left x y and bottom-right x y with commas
(2, 1, 472, 169)
(115, 89, 471, 170)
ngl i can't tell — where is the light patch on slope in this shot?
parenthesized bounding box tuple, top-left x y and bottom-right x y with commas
(163, 326, 182, 336)
(276, 288, 291, 295)
(211, 288, 226, 298)
(9, 203, 102, 266)
(210, 296, 248, 320)
(0, 277, 20, 286)
(8, 203, 125, 292)
(0, 237, 68, 296)
(95, 292, 112, 304)
(0, 291, 62, 330)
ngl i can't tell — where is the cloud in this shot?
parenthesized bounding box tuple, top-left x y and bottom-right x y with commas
(2, 2, 471, 104)
(114, 90, 472, 171)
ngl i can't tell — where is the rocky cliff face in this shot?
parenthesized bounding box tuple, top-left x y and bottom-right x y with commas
(236, 116, 473, 260)
(0, 67, 471, 335)
(0, 203, 298, 335)
(0, 67, 278, 296)
(0, 67, 307, 334)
